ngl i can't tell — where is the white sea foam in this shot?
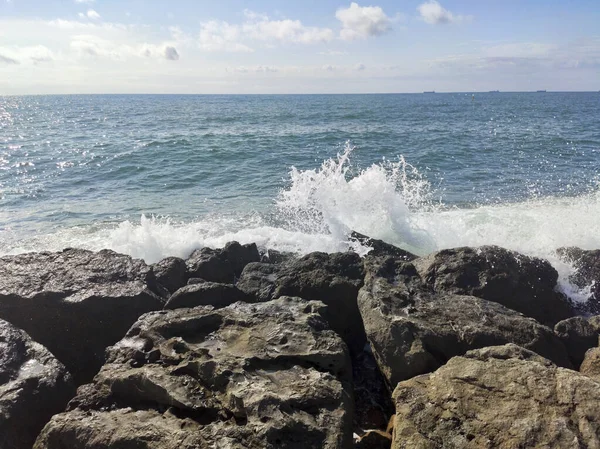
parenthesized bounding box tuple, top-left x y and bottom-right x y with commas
(2, 142, 599, 301)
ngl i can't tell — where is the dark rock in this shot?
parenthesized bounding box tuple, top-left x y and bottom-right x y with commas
(187, 277, 207, 285)
(0, 319, 75, 449)
(414, 245, 574, 326)
(164, 282, 250, 310)
(0, 249, 165, 384)
(350, 231, 417, 261)
(259, 248, 296, 264)
(152, 257, 187, 293)
(186, 241, 260, 283)
(34, 297, 353, 449)
(554, 316, 600, 368)
(354, 430, 392, 449)
(392, 344, 600, 448)
(557, 247, 600, 314)
(358, 256, 571, 388)
(237, 262, 280, 302)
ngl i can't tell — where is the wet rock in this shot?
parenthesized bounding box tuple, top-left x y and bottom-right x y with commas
(350, 231, 417, 261)
(391, 344, 600, 449)
(0, 319, 75, 449)
(152, 256, 187, 294)
(557, 247, 600, 314)
(186, 241, 260, 284)
(164, 282, 250, 310)
(0, 249, 165, 384)
(259, 249, 296, 264)
(34, 297, 353, 449)
(554, 316, 600, 368)
(414, 246, 574, 326)
(237, 262, 280, 302)
(358, 256, 571, 387)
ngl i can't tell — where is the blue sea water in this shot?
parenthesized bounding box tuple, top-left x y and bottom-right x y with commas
(1, 93, 599, 295)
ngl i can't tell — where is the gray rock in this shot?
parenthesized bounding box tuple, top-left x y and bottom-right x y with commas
(0, 249, 165, 384)
(186, 241, 260, 284)
(554, 315, 600, 368)
(0, 319, 75, 449)
(358, 256, 571, 387)
(392, 344, 600, 449)
(152, 256, 187, 293)
(34, 297, 353, 449)
(259, 249, 296, 264)
(581, 347, 600, 381)
(237, 262, 280, 302)
(164, 282, 250, 310)
(414, 246, 574, 326)
(350, 231, 416, 261)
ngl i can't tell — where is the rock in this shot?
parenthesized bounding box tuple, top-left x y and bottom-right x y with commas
(152, 257, 187, 293)
(238, 252, 366, 352)
(391, 344, 600, 449)
(187, 277, 207, 285)
(414, 245, 574, 326)
(164, 282, 250, 310)
(350, 231, 416, 261)
(34, 297, 353, 449)
(554, 316, 600, 368)
(557, 247, 600, 314)
(0, 249, 165, 384)
(0, 319, 75, 449)
(354, 430, 392, 449)
(358, 256, 571, 387)
(186, 241, 260, 284)
(259, 249, 296, 264)
(580, 347, 600, 381)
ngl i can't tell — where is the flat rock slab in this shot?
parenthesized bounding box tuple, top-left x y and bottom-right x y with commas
(35, 297, 353, 449)
(164, 281, 249, 310)
(358, 256, 571, 387)
(0, 319, 75, 449)
(0, 249, 165, 384)
(392, 344, 600, 449)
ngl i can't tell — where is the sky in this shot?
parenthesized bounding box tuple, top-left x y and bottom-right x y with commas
(0, 0, 599, 94)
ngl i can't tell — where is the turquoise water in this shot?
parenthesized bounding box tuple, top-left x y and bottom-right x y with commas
(1, 93, 599, 289)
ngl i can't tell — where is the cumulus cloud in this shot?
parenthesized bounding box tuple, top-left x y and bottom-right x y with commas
(319, 50, 348, 56)
(336, 2, 391, 40)
(199, 20, 253, 52)
(164, 46, 179, 60)
(87, 9, 101, 20)
(0, 54, 19, 64)
(417, 1, 467, 25)
(323, 64, 336, 71)
(355, 63, 366, 71)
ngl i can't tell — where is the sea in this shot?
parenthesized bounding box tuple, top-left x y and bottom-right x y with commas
(1, 93, 599, 300)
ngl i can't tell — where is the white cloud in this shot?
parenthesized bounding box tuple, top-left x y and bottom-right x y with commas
(0, 45, 55, 64)
(0, 53, 19, 64)
(75, 0, 95, 3)
(164, 46, 179, 61)
(318, 50, 348, 56)
(355, 63, 366, 71)
(336, 2, 391, 40)
(198, 21, 253, 52)
(417, 1, 467, 25)
(87, 9, 101, 20)
(323, 64, 336, 71)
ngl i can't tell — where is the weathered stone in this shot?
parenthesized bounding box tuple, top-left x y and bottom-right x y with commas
(415, 246, 574, 326)
(35, 297, 353, 449)
(392, 344, 600, 449)
(350, 231, 417, 261)
(237, 262, 280, 302)
(0, 319, 75, 449)
(259, 249, 296, 264)
(152, 256, 187, 293)
(164, 282, 249, 310)
(354, 430, 392, 449)
(359, 256, 571, 387)
(186, 241, 260, 284)
(580, 347, 600, 381)
(554, 316, 600, 368)
(557, 247, 600, 314)
(0, 249, 165, 384)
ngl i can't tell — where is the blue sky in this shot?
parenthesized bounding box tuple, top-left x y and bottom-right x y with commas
(1, 0, 599, 94)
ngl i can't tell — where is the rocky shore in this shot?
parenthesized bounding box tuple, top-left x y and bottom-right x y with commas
(2, 235, 600, 448)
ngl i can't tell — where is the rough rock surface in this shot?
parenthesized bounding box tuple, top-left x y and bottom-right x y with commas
(354, 430, 392, 449)
(238, 252, 366, 352)
(164, 282, 250, 310)
(0, 249, 165, 384)
(580, 347, 600, 381)
(186, 241, 260, 284)
(35, 297, 353, 449)
(350, 231, 417, 261)
(557, 247, 600, 314)
(392, 344, 600, 449)
(554, 316, 600, 368)
(414, 245, 574, 326)
(358, 256, 571, 387)
(152, 256, 187, 294)
(0, 319, 75, 449)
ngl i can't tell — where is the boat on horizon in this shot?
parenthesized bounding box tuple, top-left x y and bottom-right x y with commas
(489, 90, 500, 93)
(423, 91, 435, 94)
(536, 90, 547, 92)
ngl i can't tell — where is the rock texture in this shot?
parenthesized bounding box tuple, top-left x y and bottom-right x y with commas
(392, 344, 600, 449)
(152, 256, 187, 294)
(581, 347, 600, 381)
(359, 256, 571, 387)
(414, 246, 574, 326)
(557, 247, 600, 314)
(0, 319, 75, 449)
(554, 316, 600, 368)
(164, 282, 249, 310)
(186, 242, 260, 283)
(0, 249, 165, 384)
(34, 297, 353, 449)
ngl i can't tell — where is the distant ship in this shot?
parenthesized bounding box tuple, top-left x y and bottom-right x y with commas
(423, 91, 435, 94)
(536, 90, 547, 92)
(488, 90, 500, 93)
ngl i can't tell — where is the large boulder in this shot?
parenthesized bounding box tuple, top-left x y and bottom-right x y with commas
(0, 319, 75, 449)
(392, 344, 600, 449)
(557, 247, 600, 314)
(186, 241, 260, 283)
(581, 347, 600, 381)
(152, 256, 187, 294)
(554, 316, 600, 368)
(358, 256, 571, 387)
(164, 282, 249, 310)
(349, 231, 417, 261)
(0, 249, 165, 384)
(34, 297, 353, 449)
(238, 252, 366, 352)
(414, 246, 574, 326)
